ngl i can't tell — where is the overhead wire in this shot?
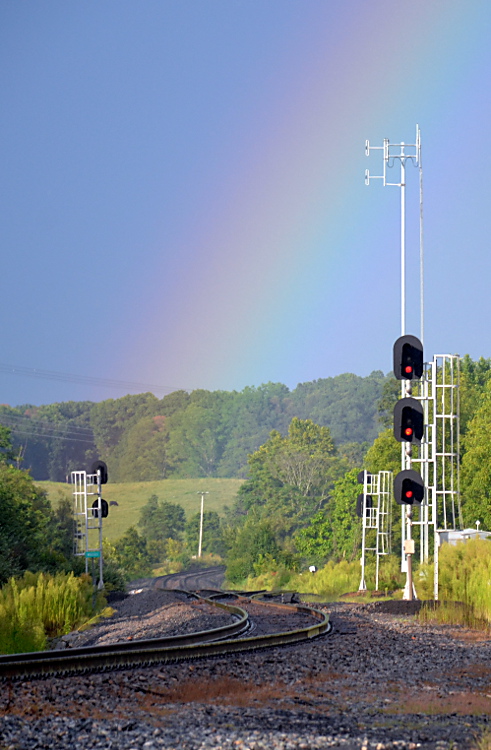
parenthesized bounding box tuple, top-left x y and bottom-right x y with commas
(0, 413, 96, 444)
(2, 427, 96, 445)
(0, 362, 189, 396)
(0, 362, 192, 446)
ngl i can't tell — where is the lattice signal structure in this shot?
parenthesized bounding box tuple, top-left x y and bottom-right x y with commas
(359, 471, 393, 592)
(72, 469, 105, 588)
(409, 354, 461, 597)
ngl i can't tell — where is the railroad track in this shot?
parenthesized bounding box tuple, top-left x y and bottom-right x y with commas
(0, 568, 330, 681)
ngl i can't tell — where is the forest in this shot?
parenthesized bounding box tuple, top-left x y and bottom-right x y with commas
(2, 355, 491, 592)
(0, 370, 387, 482)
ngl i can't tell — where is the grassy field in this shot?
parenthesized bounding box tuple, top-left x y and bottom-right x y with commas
(39, 478, 244, 542)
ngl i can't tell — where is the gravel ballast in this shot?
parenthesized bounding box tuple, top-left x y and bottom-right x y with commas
(0, 586, 490, 749)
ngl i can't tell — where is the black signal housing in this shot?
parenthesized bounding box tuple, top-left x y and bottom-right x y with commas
(92, 498, 109, 518)
(393, 397, 424, 444)
(356, 493, 373, 518)
(394, 469, 424, 505)
(91, 460, 108, 485)
(393, 335, 424, 380)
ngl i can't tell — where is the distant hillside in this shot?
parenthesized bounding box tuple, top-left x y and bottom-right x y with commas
(41, 477, 243, 542)
(2, 371, 389, 482)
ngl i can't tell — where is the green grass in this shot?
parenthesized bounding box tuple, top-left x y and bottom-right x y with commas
(40, 477, 243, 542)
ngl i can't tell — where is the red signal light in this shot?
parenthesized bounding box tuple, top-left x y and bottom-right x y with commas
(404, 427, 413, 437)
(405, 365, 413, 375)
(405, 490, 414, 499)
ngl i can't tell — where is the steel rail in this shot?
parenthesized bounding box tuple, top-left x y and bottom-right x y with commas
(0, 594, 330, 681)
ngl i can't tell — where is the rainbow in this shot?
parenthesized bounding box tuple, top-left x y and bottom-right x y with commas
(126, 1, 489, 393)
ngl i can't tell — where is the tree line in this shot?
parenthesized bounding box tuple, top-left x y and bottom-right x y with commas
(222, 355, 491, 582)
(3, 354, 491, 589)
(0, 371, 387, 482)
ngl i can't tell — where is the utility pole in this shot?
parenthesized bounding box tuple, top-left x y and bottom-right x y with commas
(197, 491, 209, 558)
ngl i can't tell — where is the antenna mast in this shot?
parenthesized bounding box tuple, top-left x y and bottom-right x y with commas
(365, 125, 423, 339)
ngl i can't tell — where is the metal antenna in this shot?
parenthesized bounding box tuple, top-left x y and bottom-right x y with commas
(365, 125, 422, 337)
(418, 127, 424, 345)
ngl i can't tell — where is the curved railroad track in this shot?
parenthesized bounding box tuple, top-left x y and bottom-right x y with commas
(0, 567, 330, 681)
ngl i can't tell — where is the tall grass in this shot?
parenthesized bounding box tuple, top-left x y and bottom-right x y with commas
(292, 559, 361, 599)
(417, 539, 491, 627)
(0, 571, 99, 654)
(243, 559, 361, 600)
(239, 554, 405, 600)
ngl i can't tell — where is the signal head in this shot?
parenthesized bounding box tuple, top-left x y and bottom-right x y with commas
(393, 398, 424, 444)
(393, 335, 424, 380)
(394, 469, 424, 505)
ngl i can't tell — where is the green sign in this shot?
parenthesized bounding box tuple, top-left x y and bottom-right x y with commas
(85, 550, 101, 558)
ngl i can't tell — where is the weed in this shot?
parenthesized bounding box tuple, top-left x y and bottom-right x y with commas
(0, 571, 103, 654)
(473, 728, 491, 750)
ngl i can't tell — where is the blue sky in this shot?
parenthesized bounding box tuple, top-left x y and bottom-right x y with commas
(1, 1, 490, 406)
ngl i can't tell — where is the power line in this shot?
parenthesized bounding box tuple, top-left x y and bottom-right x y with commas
(3, 427, 96, 445)
(0, 412, 94, 435)
(0, 362, 189, 396)
(0, 417, 96, 445)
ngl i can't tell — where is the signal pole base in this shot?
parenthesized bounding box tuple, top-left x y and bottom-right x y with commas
(402, 580, 418, 600)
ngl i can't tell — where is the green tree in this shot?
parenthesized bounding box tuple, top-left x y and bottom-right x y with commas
(0, 423, 14, 464)
(114, 416, 168, 481)
(90, 393, 160, 466)
(225, 514, 280, 583)
(289, 371, 387, 444)
(0, 401, 97, 481)
(294, 510, 333, 561)
(329, 468, 362, 560)
(227, 418, 349, 576)
(109, 527, 153, 580)
(295, 469, 361, 562)
(237, 418, 343, 517)
(364, 428, 400, 475)
(217, 383, 291, 477)
(377, 377, 400, 429)
(50, 495, 76, 561)
(186, 510, 224, 556)
(461, 379, 491, 528)
(166, 400, 225, 477)
(138, 496, 186, 542)
(460, 355, 491, 436)
(0, 465, 55, 583)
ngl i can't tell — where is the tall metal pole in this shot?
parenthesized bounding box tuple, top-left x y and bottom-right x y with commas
(366, 126, 422, 602)
(418, 127, 424, 345)
(97, 468, 104, 590)
(197, 491, 209, 558)
(365, 126, 421, 338)
(400, 146, 406, 336)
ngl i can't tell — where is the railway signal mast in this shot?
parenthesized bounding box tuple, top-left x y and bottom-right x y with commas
(366, 126, 423, 600)
(365, 127, 461, 600)
(72, 460, 108, 589)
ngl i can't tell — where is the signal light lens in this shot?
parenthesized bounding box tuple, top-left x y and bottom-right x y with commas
(404, 427, 413, 437)
(405, 365, 413, 375)
(405, 490, 413, 499)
